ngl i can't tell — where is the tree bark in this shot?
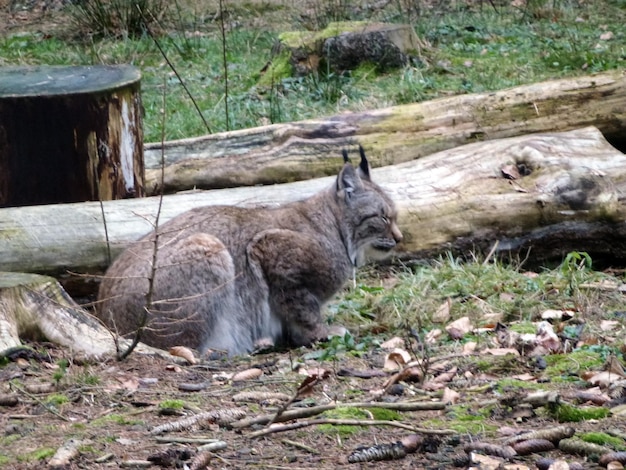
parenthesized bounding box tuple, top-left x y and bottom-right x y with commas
(0, 65, 145, 207)
(143, 71, 626, 195)
(1, 126, 624, 296)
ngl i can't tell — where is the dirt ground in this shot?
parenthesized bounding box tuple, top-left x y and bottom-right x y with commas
(1, 333, 625, 470)
(1, 2, 625, 469)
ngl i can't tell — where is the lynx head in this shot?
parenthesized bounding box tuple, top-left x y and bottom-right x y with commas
(335, 146, 403, 266)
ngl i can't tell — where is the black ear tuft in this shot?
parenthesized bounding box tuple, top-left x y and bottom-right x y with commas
(358, 145, 371, 180)
(342, 149, 350, 164)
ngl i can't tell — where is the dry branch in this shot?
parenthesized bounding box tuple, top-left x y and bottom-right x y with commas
(230, 400, 445, 429)
(248, 418, 454, 438)
(143, 71, 626, 194)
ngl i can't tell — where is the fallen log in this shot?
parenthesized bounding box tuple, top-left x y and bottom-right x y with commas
(143, 71, 626, 194)
(1, 127, 625, 296)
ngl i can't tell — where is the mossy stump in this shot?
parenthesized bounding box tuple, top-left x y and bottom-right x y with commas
(260, 22, 427, 86)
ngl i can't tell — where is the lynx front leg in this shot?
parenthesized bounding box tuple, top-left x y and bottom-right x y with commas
(248, 229, 352, 348)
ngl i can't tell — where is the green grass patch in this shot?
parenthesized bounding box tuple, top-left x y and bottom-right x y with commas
(1, 2, 623, 142)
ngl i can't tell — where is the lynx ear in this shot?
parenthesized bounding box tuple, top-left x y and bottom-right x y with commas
(358, 145, 372, 181)
(342, 149, 350, 164)
(336, 161, 363, 198)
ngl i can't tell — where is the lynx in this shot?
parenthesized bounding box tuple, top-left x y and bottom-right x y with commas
(96, 147, 402, 355)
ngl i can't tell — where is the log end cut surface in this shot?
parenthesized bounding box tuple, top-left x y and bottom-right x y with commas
(0, 65, 141, 98)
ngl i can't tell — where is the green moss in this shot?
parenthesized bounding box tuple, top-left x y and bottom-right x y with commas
(0, 455, 9, 466)
(279, 21, 370, 48)
(421, 417, 498, 436)
(550, 403, 610, 422)
(496, 378, 546, 392)
(317, 407, 368, 437)
(580, 432, 626, 450)
(159, 399, 185, 410)
(544, 350, 604, 379)
(91, 413, 144, 427)
(45, 394, 69, 407)
(258, 51, 293, 87)
(365, 408, 402, 421)
(508, 322, 537, 334)
(20, 448, 56, 462)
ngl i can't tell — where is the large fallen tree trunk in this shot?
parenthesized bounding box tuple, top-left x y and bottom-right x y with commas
(1, 126, 625, 296)
(144, 72, 626, 194)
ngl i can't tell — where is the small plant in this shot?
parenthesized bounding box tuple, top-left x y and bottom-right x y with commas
(69, 0, 168, 39)
(159, 399, 186, 410)
(53, 359, 69, 385)
(45, 394, 70, 407)
(305, 332, 369, 361)
(559, 251, 593, 294)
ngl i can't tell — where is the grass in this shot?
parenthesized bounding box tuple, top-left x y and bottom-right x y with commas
(0, 0, 624, 142)
(325, 252, 625, 378)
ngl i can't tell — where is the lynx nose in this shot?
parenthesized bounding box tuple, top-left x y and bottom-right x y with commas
(391, 222, 403, 244)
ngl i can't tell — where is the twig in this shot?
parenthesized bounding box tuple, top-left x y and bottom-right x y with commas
(218, 0, 229, 130)
(117, 74, 169, 361)
(10, 383, 69, 422)
(248, 418, 455, 439)
(281, 439, 320, 454)
(138, 6, 212, 134)
(230, 401, 445, 429)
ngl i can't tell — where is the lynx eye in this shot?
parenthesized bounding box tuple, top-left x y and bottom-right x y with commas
(381, 216, 389, 225)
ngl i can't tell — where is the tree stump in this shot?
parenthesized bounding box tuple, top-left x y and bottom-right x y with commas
(260, 22, 425, 85)
(0, 272, 164, 358)
(0, 65, 145, 207)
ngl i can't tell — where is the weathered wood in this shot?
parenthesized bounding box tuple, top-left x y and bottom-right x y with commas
(0, 272, 162, 358)
(143, 71, 626, 195)
(0, 127, 625, 295)
(0, 65, 145, 207)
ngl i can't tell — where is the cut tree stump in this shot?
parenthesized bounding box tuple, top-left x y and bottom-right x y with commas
(0, 65, 145, 207)
(0, 272, 167, 358)
(143, 71, 626, 195)
(1, 127, 625, 297)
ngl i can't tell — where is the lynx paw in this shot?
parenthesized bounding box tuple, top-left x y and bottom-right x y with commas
(325, 324, 349, 340)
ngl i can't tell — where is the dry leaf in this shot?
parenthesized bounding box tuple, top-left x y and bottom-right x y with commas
(380, 336, 405, 350)
(600, 31, 614, 40)
(296, 370, 330, 397)
(432, 299, 451, 323)
(396, 366, 424, 383)
(425, 328, 442, 344)
(384, 349, 412, 371)
(586, 371, 624, 387)
(442, 387, 460, 405)
(433, 366, 457, 383)
(541, 309, 574, 321)
(463, 341, 477, 354)
(600, 320, 621, 331)
(445, 316, 473, 339)
(501, 164, 521, 180)
(231, 368, 263, 382)
(535, 321, 561, 352)
(484, 348, 520, 356)
(169, 346, 197, 364)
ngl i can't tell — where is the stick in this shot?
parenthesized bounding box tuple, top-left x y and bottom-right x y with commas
(230, 401, 445, 429)
(248, 418, 455, 438)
